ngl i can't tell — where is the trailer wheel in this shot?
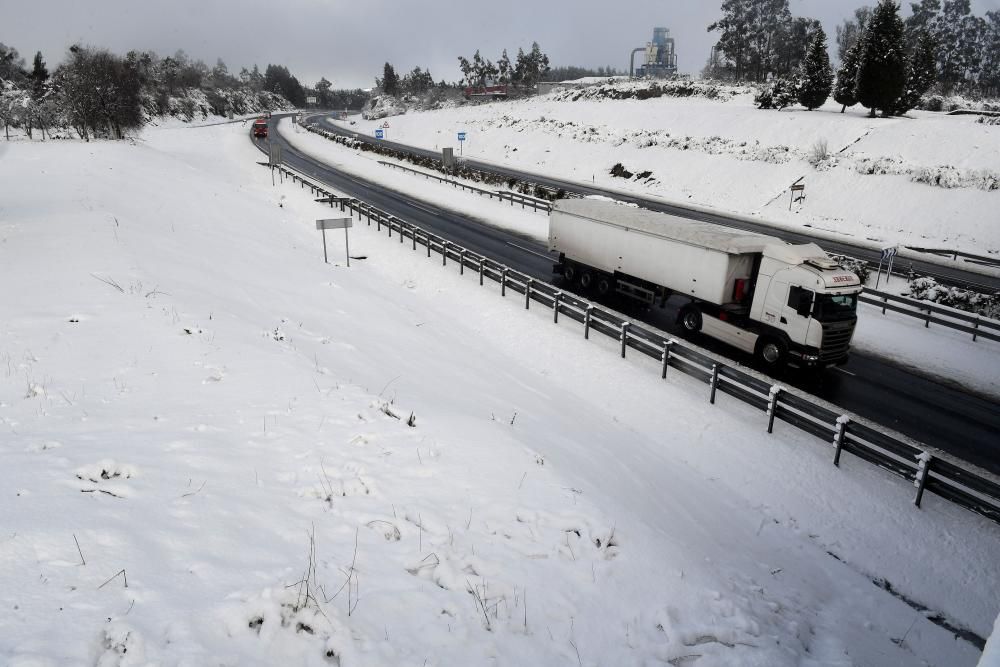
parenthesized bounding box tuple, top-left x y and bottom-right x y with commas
(579, 271, 593, 290)
(596, 275, 612, 296)
(679, 307, 702, 333)
(755, 337, 787, 370)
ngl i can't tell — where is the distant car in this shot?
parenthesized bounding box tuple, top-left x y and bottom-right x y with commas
(264, 111, 272, 119)
(252, 119, 268, 138)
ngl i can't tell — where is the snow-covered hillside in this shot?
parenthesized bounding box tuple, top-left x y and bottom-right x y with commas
(334, 80, 1000, 255)
(1, 124, 998, 666)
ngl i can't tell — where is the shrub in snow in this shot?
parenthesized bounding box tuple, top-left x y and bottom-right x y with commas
(755, 78, 800, 110)
(904, 276, 1000, 318)
(977, 115, 1000, 125)
(831, 254, 870, 284)
(808, 139, 830, 167)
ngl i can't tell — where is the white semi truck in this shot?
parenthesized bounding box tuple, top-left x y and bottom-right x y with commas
(549, 199, 863, 369)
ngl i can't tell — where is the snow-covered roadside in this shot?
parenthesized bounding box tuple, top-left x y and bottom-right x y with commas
(332, 88, 1000, 256)
(854, 304, 1000, 400)
(285, 118, 1000, 400)
(277, 118, 548, 243)
(0, 124, 997, 666)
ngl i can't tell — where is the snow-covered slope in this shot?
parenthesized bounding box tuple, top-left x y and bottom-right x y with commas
(1, 124, 998, 666)
(334, 81, 1000, 255)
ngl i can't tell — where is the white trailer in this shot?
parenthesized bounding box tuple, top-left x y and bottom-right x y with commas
(549, 199, 863, 369)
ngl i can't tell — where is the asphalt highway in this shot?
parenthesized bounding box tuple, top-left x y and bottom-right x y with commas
(307, 113, 1000, 293)
(256, 117, 1000, 476)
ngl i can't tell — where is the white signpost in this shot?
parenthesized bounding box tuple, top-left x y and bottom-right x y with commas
(316, 218, 353, 266)
(457, 131, 466, 156)
(306, 96, 317, 105)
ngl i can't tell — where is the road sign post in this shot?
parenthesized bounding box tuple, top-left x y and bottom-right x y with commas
(875, 246, 898, 289)
(375, 129, 384, 140)
(316, 218, 354, 266)
(457, 131, 466, 156)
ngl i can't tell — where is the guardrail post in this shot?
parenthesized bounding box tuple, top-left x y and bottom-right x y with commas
(709, 364, 719, 404)
(442, 241, 448, 266)
(832, 416, 849, 467)
(620, 322, 630, 358)
(525, 279, 533, 309)
(585, 306, 592, 340)
(426, 235, 431, 258)
(387, 217, 392, 238)
(376, 215, 381, 232)
(661, 340, 674, 378)
(914, 452, 932, 507)
(553, 292, 561, 323)
(479, 260, 484, 286)
(924, 308, 930, 328)
(460, 250, 466, 275)
(766, 386, 782, 434)
(882, 297, 887, 315)
(501, 268, 508, 296)
(973, 317, 979, 342)
(399, 222, 405, 244)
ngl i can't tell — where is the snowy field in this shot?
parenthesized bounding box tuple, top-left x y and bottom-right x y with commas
(280, 118, 1000, 400)
(334, 81, 1000, 256)
(1, 124, 999, 666)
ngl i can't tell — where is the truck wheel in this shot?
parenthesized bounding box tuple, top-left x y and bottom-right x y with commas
(596, 275, 612, 296)
(563, 263, 577, 284)
(579, 272, 593, 290)
(755, 338, 787, 369)
(679, 307, 702, 333)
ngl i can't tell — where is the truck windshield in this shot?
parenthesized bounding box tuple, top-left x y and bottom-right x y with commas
(813, 293, 858, 321)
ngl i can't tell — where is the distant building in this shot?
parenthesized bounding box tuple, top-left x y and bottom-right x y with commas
(638, 27, 677, 78)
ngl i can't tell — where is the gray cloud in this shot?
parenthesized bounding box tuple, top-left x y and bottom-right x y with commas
(3, 0, 998, 88)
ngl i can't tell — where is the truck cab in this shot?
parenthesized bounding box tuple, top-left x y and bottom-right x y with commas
(749, 245, 861, 367)
(252, 118, 268, 138)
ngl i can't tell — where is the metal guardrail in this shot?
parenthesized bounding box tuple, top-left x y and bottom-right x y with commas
(905, 246, 1000, 269)
(376, 161, 552, 212)
(265, 160, 1000, 526)
(861, 288, 1000, 343)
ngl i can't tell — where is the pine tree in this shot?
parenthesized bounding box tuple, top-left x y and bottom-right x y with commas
(856, 0, 907, 117)
(30, 52, 48, 100)
(892, 30, 937, 114)
(381, 63, 399, 96)
(797, 26, 833, 110)
(833, 40, 862, 112)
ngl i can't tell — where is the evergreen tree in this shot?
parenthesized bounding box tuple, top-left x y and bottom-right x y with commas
(936, 0, 977, 91)
(797, 26, 833, 110)
(30, 52, 49, 100)
(0, 43, 26, 82)
(856, 0, 907, 117)
(834, 40, 862, 112)
(980, 11, 1000, 97)
(380, 62, 399, 96)
(892, 30, 937, 114)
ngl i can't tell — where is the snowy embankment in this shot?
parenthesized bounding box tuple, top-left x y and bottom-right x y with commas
(1, 125, 998, 666)
(283, 118, 1000, 400)
(333, 82, 1000, 257)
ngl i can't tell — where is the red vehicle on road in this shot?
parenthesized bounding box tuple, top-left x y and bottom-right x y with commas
(252, 118, 268, 138)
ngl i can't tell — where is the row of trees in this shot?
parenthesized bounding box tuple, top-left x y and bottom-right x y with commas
(706, 0, 826, 82)
(541, 65, 621, 82)
(376, 64, 438, 97)
(0, 41, 357, 140)
(457, 42, 550, 89)
(833, 0, 938, 116)
(708, 0, 999, 99)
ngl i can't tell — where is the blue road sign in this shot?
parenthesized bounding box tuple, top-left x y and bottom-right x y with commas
(375, 129, 384, 140)
(458, 132, 466, 141)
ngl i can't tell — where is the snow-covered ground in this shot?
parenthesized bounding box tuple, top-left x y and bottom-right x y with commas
(332, 82, 1000, 256)
(281, 118, 1000, 400)
(2, 124, 999, 666)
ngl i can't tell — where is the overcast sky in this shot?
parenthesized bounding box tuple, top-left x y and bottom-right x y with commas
(3, 0, 998, 88)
